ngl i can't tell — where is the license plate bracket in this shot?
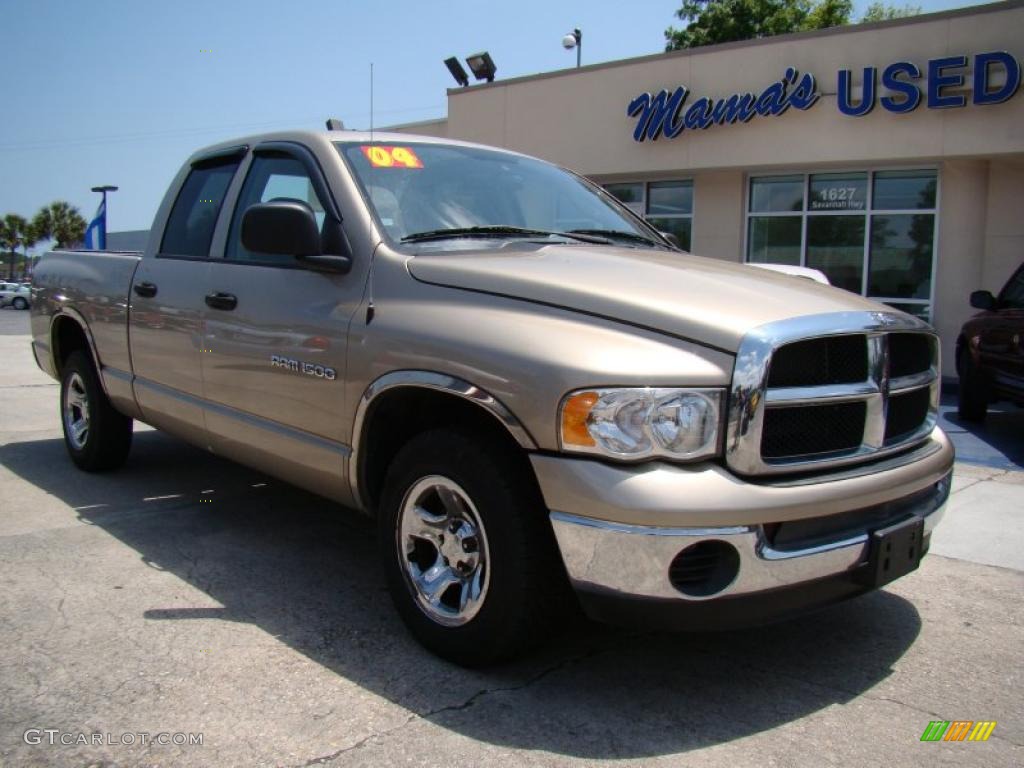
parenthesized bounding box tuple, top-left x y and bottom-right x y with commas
(857, 516, 925, 588)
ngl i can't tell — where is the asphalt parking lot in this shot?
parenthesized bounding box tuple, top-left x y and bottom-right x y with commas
(1, 306, 1022, 767)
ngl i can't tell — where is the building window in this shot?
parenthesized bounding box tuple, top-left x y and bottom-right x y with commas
(605, 180, 693, 250)
(746, 170, 937, 320)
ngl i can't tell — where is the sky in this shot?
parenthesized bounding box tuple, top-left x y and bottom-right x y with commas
(0, 0, 992, 239)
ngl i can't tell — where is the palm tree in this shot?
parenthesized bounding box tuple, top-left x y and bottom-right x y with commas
(32, 201, 87, 250)
(1, 213, 29, 280)
(22, 219, 42, 279)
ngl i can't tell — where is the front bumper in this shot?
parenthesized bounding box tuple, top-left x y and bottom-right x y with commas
(533, 427, 953, 628)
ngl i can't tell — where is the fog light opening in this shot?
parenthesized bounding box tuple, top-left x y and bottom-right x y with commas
(668, 540, 741, 597)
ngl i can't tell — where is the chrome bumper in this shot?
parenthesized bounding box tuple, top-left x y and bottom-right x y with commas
(538, 429, 953, 603)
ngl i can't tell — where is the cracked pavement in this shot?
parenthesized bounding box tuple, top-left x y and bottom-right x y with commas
(0, 309, 1021, 767)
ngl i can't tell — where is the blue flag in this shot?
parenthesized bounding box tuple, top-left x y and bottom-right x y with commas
(83, 198, 106, 249)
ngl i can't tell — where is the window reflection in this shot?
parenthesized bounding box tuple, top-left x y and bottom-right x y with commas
(872, 171, 937, 210)
(807, 216, 865, 292)
(869, 214, 934, 299)
(748, 217, 801, 265)
(648, 217, 692, 251)
(647, 181, 693, 215)
(750, 176, 804, 212)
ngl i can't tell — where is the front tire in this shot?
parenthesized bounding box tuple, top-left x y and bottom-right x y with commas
(12, 297, 28, 310)
(957, 348, 988, 422)
(379, 428, 564, 666)
(60, 350, 133, 471)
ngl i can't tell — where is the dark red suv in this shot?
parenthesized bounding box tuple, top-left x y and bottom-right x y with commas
(957, 262, 1024, 421)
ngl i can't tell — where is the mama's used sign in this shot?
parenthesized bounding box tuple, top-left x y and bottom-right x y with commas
(627, 51, 1020, 142)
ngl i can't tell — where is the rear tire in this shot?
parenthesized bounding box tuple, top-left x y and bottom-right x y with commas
(379, 428, 565, 666)
(60, 350, 133, 471)
(12, 297, 28, 310)
(957, 348, 988, 422)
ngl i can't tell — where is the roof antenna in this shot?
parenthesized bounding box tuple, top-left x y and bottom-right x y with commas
(366, 60, 377, 326)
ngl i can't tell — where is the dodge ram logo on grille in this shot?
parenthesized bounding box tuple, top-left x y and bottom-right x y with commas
(270, 355, 337, 380)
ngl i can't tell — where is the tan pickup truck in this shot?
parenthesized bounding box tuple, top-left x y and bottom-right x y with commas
(30, 130, 953, 665)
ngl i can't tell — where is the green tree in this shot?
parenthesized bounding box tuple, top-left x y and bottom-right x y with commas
(0, 214, 30, 280)
(861, 2, 921, 22)
(22, 219, 43, 278)
(665, 0, 918, 50)
(31, 201, 87, 250)
(807, 0, 854, 29)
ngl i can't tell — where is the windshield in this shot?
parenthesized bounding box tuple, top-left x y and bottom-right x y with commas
(336, 141, 660, 247)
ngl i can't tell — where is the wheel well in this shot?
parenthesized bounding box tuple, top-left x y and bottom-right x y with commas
(358, 387, 535, 515)
(51, 316, 91, 376)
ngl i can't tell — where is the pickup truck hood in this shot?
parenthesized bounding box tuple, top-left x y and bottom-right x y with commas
(407, 244, 884, 353)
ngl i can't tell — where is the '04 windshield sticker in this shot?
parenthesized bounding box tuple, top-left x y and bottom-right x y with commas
(361, 146, 424, 169)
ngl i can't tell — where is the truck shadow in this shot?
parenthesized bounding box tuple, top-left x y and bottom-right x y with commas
(1, 430, 923, 759)
(937, 392, 1024, 470)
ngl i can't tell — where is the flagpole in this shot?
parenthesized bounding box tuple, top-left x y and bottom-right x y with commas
(91, 185, 118, 250)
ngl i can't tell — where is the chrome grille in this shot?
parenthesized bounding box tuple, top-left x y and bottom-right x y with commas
(726, 311, 939, 476)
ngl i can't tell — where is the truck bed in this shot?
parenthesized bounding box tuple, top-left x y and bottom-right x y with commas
(30, 249, 142, 386)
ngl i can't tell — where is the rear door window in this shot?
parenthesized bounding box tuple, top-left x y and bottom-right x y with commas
(160, 159, 240, 258)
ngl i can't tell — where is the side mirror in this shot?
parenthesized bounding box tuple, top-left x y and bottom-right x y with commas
(970, 290, 996, 310)
(242, 200, 321, 256)
(241, 200, 351, 274)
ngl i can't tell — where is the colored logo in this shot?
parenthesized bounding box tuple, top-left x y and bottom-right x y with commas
(920, 721, 997, 742)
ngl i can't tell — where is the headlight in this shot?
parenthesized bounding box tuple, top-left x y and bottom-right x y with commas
(560, 387, 723, 461)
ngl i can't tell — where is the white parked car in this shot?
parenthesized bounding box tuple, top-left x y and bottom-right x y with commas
(0, 282, 31, 309)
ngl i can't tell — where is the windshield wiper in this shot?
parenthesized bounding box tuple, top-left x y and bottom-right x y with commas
(565, 228, 664, 247)
(401, 226, 611, 244)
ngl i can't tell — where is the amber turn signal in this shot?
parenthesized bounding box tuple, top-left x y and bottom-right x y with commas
(561, 390, 599, 447)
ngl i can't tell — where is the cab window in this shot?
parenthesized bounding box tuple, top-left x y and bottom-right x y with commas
(225, 155, 326, 265)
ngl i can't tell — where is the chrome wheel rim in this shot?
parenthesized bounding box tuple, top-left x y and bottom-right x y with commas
(64, 372, 90, 450)
(396, 475, 491, 626)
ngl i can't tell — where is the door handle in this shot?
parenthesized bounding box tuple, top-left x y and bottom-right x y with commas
(133, 282, 158, 298)
(205, 292, 238, 311)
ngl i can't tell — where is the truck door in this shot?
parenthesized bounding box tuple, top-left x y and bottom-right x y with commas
(200, 142, 362, 500)
(130, 149, 244, 443)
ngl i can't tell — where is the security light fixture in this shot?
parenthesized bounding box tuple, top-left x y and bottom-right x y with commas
(562, 28, 582, 68)
(91, 185, 118, 194)
(465, 51, 496, 83)
(444, 56, 470, 87)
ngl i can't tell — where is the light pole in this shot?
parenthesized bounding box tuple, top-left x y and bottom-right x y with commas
(90, 185, 118, 250)
(562, 28, 582, 68)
